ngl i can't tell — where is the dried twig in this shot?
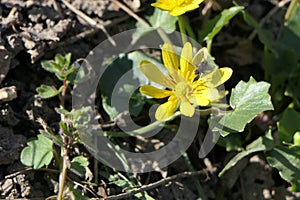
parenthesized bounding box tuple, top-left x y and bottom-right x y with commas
(102, 170, 207, 200)
(111, 0, 150, 27)
(60, 0, 116, 46)
(248, 0, 291, 40)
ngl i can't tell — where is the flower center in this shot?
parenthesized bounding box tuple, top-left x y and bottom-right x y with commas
(174, 82, 191, 98)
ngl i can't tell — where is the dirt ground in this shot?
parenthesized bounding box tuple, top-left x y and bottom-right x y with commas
(1, 0, 300, 199)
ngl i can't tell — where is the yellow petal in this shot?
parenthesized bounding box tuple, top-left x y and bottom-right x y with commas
(151, 1, 174, 11)
(194, 94, 210, 106)
(180, 101, 195, 117)
(155, 96, 179, 121)
(168, 2, 203, 16)
(140, 85, 173, 98)
(162, 43, 178, 74)
(140, 61, 173, 88)
(169, 8, 187, 16)
(180, 42, 196, 82)
(202, 67, 233, 87)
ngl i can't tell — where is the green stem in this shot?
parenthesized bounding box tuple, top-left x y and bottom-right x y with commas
(183, 152, 207, 200)
(206, 40, 212, 54)
(181, 16, 196, 41)
(178, 15, 187, 44)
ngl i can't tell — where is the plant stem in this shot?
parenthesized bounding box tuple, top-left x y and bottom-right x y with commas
(57, 141, 68, 200)
(206, 40, 212, 54)
(181, 16, 197, 41)
(182, 152, 207, 200)
(57, 80, 69, 200)
(178, 15, 187, 44)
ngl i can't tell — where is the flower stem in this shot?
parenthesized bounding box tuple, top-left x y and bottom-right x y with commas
(206, 40, 212, 54)
(178, 15, 187, 44)
(181, 16, 196, 41)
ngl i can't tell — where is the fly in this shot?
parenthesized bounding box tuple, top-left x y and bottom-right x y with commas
(194, 61, 208, 75)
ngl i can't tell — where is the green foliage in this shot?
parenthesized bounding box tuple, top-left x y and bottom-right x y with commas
(266, 146, 300, 192)
(241, 4, 300, 191)
(106, 172, 155, 200)
(70, 188, 90, 200)
(99, 52, 165, 120)
(213, 77, 274, 136)
(41, 53, 76, 81)
(55, 106, 92, 131)
(217, 133, 243, 151)
(21, 134, 54, 169)
(294, 132, 300, 145)
(70, 156, 89, 177)
(219, 130, 274, 176)
(133, 8, 177, 42)
(278, 107, 300, 142)
(36, 85, 63, 99)
(204, 6, 244, 48)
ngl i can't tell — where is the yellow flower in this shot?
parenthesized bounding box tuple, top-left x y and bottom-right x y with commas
(151, 0, 204, 16)
(139, 42, 232, 121)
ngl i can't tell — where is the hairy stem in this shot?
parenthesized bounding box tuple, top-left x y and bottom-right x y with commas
(57, 80, 69, 200)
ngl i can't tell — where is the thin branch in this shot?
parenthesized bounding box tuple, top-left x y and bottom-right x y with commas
(60, 0, 116, 46)
(102, 170, 207, 200)
(111, 0, 150, 27)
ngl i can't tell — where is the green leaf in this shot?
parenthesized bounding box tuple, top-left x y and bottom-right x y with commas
(55, 54, 66, 67)
(70, 188, 89, 200)
(294, 132, 300, 145)
(59, 121, 73, 137)
(278, 107, 300, 142)
(55, 107, 70, 115)
(133, 8, 177, 42)
(198, 15, 220, 42)
(70, 156, 89, 177)
(41, 60, 62, 74)
(36, 85, 62, 99)
(39, 130, 63, 146)
(100, 53, 156, 120)
(219, 130, 273, 176)
(215, 77, 274, 136)
(20, 134, 54, 169)
(205, 6, 244, 45)
(217, 133, 243, 151)
(266, 145, 300, 192)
